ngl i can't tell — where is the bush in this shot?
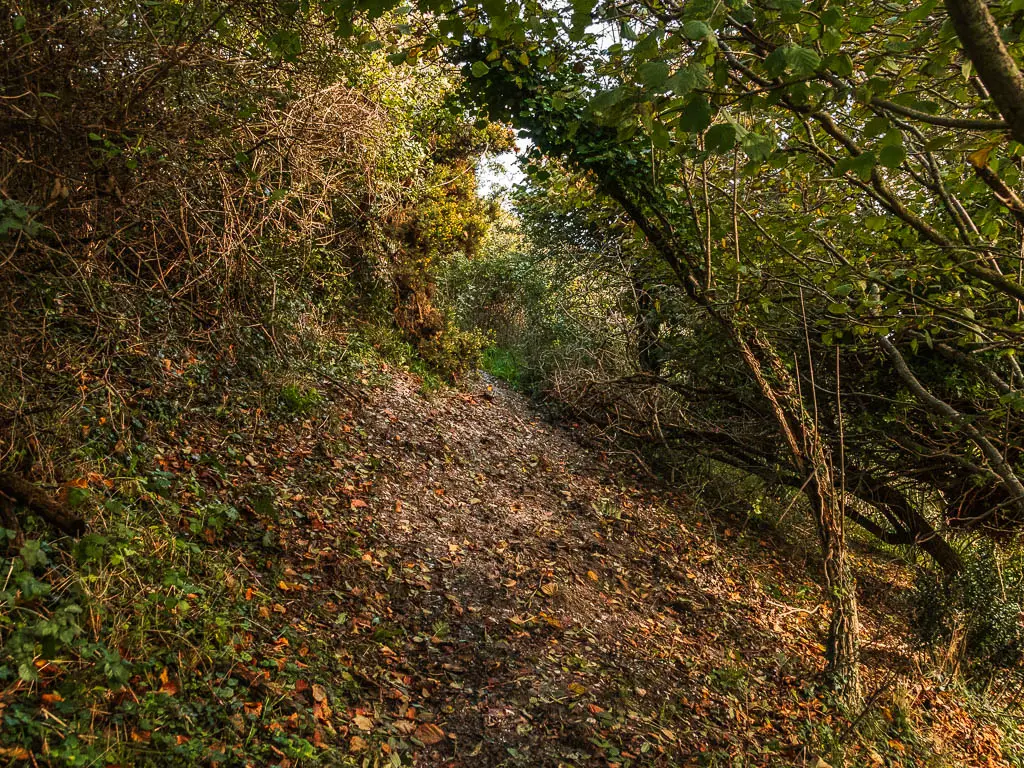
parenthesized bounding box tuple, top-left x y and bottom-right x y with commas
(914, 543, 1024, 683)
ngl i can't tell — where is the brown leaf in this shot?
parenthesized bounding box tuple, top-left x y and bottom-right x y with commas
(414, 723, 445, 745)
(394, 719, 416, 735)
(353, 714, 373, 731)
(313, 699, 332, 723)
(349, 735, 368, 752)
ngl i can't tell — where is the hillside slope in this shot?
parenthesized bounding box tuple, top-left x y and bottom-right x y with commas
(0, 365, 1016, 767)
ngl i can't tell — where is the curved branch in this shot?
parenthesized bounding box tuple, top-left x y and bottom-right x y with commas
(869, 97, 1007, 131)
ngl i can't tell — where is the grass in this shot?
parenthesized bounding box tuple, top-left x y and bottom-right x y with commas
(481, 346, 522, 386)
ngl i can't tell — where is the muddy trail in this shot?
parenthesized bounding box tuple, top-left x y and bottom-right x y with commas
(231, 371, 1002, 768)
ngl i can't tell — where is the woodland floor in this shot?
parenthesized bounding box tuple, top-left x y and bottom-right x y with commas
(215, 368, 1010, 767)
(4, 361, 1018, 767)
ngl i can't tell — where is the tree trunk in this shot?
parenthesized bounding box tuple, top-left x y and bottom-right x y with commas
(806, 460, 862, 705)
(944, 0, 1024, 144)
(0, 472, 86, 537)
(735, 331, 863, 706)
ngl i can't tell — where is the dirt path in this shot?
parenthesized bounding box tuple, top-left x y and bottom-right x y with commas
(299, 374, 898, 767)
(230, 371, 1005, 768)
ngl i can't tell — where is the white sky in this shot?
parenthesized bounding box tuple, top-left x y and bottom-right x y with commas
(477, 138, 531, 196)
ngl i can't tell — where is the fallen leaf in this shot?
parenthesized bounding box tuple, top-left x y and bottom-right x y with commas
(353, 714, 373, 731)
(394, 719, 416, 735)
(415, 723, 445, 745)
(349, 735, 368, 752)
(541, 582, 558, 596)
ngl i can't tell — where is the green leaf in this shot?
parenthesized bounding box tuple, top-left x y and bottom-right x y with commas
(863, 116, 890, 138)
(20, 539, 47, 568)
(821, 28, 843, 53)
(677, 94, 712, 133)
(705, 123, 738, 153)
(764, 47, 789, 78)
(850, 15, 873, 32)
(471, 60, 490, 78)
(905, 0, 938, 23)
(821, 7, 843, 26)
(589, 88, 624, 113)
(787, 46, 821, 76)
(665, 64, 707, 97)
(834, 151, 876, 180)
(741, 131, 774, 162)
(878, 144, 906, 169)
(637, 61, 671, 89)
(682, 20, 712, 41)
(652, 122, 670, 149)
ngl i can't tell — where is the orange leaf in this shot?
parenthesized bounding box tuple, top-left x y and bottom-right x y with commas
(414, 723, 445, 745)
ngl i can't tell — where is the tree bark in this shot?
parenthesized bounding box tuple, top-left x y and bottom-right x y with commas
(880, 336, 1024, 522)
(944, 0, 1024, 144)
(845, 465, 963, 576)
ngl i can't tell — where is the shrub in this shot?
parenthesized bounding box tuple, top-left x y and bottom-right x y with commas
(914, 543, 1024, 683)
